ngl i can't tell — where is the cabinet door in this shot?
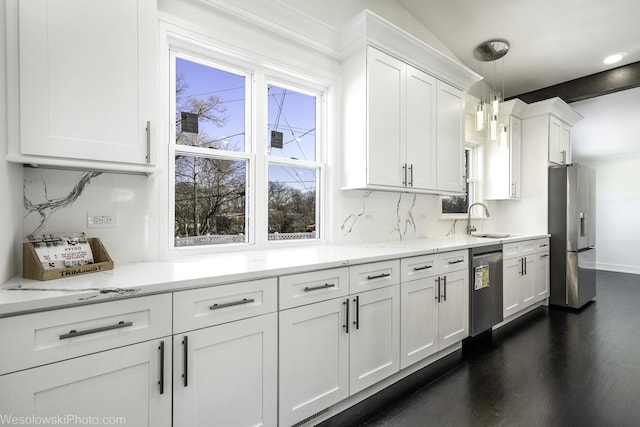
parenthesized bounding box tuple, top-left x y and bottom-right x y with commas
(350, 285, 400, 395)
(549, 116, 569, 165)
(367, 47, 405, 187)
(400, 276, 439, 369)
(436, 81, 465, 193)
(437, 270, 469, 349)
(174, 313, 277, 427)
(17, 0, 156, 164)
(520, 256, 536, 307)
(503, 257, 522, 317)
(406, 66, 437, 190)
(535, 252, 550, 301)
(510, 116, 522, 198)
(279, 299, 349, 427)
(0, 339, 171, 427)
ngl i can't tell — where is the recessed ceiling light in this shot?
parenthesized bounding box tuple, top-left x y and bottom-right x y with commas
(603, 53, 625, 65)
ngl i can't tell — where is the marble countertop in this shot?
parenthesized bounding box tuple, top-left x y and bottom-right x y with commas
(0, 233, 549, 317)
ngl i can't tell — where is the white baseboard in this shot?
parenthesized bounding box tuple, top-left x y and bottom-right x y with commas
(596, 263, 640, 275)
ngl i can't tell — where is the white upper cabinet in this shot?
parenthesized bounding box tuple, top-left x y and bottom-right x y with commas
(340, 12, 481, 194)
(549, 116, 572, 164)
(366, 47, 407, 187)
(521, 97, 582, 167)
(6, 0, 158, 173)
(485, 99, 526, 200)
(435, 81, 465, 193)
(342, 46, 466, 194)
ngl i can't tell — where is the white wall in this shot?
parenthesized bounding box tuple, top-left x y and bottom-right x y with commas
(581, 156, 640, 274)
(0, 3, 24, 282)
(572, 88, 640, 273)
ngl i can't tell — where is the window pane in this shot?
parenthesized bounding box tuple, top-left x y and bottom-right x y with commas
(267, 85, 316, 161)
(268, 165, 317, 240)
(174, 155, 247, 246)
(442, 195, 468, 214)
(176, 58, 245, 152)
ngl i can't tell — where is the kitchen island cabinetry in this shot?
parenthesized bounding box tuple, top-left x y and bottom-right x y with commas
(172, 278, 278, 427)
(400, 250, 469, 369)
(6, 0, 157, 173)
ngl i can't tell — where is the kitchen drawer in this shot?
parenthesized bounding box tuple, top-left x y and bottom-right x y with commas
(504, 239, 538, 259)
(350, 260, 400, 294)
(173, 278, 277, 333)
(536, 238, 550, 252)
(0, 293, 172, 375)
(279, 267, 349, 310)
(401, 254, 437, 283)
(438, 250, 468, 273)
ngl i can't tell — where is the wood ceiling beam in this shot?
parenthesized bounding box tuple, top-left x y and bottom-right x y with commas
(507, 61, 640, 104)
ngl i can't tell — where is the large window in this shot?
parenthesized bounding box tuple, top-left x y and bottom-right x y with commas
(170, 54, 324, 249)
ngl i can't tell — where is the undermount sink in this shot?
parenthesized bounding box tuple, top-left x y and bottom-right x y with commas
(473, 233, 511, 239)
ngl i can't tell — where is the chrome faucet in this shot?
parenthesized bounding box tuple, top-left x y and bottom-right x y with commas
(467, 202, 491, 235)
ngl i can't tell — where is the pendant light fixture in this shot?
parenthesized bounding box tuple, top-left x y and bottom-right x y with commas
(474, 40, 509, 140)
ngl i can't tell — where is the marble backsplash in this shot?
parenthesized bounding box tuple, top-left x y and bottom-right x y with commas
(23, 168, 151, 264)
(22, 168, 485, 264)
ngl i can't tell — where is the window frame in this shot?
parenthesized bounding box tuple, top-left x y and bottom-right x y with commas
(167, 47, 328, 255)
(440, 138, 484, 220)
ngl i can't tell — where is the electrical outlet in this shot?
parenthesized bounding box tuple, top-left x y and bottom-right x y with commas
(88, 212, 118, 228)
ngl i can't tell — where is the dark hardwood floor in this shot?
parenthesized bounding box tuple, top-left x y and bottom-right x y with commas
(319, 270, 640, 426)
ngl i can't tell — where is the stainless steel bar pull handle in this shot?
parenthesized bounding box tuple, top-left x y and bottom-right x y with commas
(182, 336, 188, 387)
(210, 298, 255, 310)
(343, 299, 349, 334)
(436, 277, 441, 303)
(540, 254, 549, 259)
(158, 341, 165, 395)
(443, 276, 447, 301)
(353, 296, 360, 330)
(402, 163, 407, 186)
(304, 283, 336, 292)
(580, 212, 586, 237)
(59, 320, 133, 340)
(367, 272, 391, 280)
(413, 265, 432, 271)
(448, 259, 464, 265)
(409, 164, 414, 187)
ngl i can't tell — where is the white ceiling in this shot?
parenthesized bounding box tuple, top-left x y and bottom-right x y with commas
(396, 0, 640, 98)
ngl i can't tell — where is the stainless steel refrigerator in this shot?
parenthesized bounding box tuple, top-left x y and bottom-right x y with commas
(548, 163, 596, 309)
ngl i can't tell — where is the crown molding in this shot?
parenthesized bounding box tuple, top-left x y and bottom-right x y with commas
(521, 97, 583, 126)
(340, 10, 481, 91)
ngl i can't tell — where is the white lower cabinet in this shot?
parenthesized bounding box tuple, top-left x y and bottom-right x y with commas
(349, 285, 400, 394)
(0, 339, 171, 427)
(504, 238, 550, 318)
(279, 297, 350, 426)
(534, 249, 551, 301)
(400, 251, 469, 369)
(173, 312, 277, 427)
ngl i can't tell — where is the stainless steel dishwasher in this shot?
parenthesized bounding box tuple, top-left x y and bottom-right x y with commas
(469, 244, 503, 337)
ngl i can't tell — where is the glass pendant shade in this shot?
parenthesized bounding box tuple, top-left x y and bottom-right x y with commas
(499, 124, 508, 146)
(475, 101, 486, 131)
(490, 115, 498, 141)
(492, 92, 501, 115)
